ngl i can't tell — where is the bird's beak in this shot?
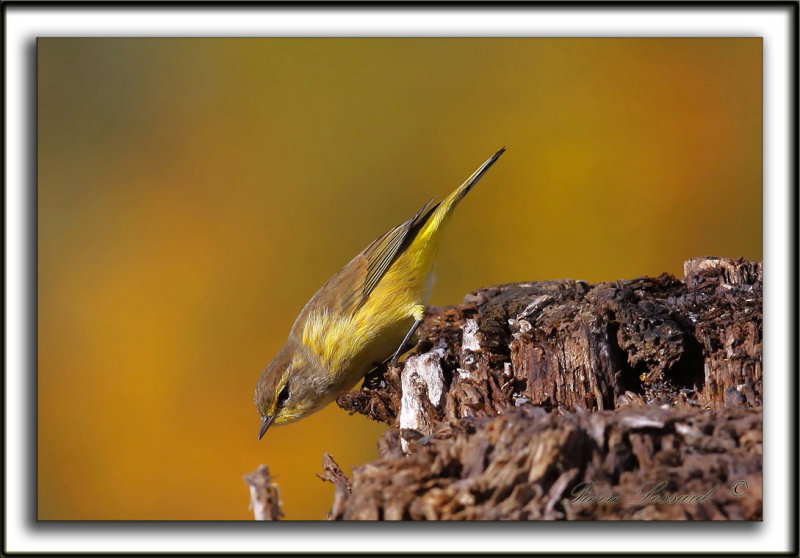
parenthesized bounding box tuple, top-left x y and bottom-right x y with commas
(258, 415, 275, 441)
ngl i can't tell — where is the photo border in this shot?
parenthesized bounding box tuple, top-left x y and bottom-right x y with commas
(4, 2, 797, 555)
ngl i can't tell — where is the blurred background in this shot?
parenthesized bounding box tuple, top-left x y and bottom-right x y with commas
(38, 38, 761, 520)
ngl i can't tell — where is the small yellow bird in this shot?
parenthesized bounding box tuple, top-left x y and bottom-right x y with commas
(254, 147, 506, 440)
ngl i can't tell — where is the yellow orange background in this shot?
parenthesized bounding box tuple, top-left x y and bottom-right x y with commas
(38, 38, 761, 520)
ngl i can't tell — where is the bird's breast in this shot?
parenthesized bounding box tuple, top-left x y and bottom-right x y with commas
(301, 254, 435, 388)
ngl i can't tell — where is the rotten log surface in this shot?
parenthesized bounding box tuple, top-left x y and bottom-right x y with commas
(243, 465, 284, 520)
(325, 257, 762, 520)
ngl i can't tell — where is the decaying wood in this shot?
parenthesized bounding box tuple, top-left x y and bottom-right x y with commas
(315, 453, 353, 520)
(323, 406, 761, 520)
(325, 257, 762, 520)
(243, 465, 283, 520)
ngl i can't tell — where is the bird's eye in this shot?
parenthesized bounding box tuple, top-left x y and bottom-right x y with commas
(277, 384, 290, 406)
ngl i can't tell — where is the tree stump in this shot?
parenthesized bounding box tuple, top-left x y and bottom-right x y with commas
(325, 257, 762, 520)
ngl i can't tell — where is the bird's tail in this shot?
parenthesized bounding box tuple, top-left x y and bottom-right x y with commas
(419, 147, 506, 238)
(446, 146, 506, 211)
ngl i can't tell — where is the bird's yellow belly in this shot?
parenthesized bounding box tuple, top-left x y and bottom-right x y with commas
(344, 272, 429, 379)
(300, 233, 441, 394)
(327, 246, 436, 389)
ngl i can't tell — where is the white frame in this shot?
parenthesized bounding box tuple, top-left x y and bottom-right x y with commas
(5, 4, 794, 554)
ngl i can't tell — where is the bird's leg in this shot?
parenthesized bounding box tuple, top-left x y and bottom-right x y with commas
(390, 305, 425, 366)
(389, 322, 420, 366)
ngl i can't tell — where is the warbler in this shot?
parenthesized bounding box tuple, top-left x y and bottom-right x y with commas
(254, 147, 506, 440)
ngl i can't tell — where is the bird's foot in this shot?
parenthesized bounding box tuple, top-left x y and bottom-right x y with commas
(362, 365, 387, 389)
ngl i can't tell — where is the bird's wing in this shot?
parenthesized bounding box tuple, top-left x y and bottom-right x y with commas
(359, 199, 437, 305)
(291, 198, 438, 333)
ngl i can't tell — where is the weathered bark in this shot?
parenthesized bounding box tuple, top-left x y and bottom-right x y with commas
(243, 465, 283, 520)
(326, 257, 762, 520)
(316, 453, 354, 520)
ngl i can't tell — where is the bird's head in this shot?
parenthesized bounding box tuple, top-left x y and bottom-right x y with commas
(253, 337, 329, 440)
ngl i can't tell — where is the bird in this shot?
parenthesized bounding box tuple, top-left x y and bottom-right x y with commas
(254, 147, 506, 440)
